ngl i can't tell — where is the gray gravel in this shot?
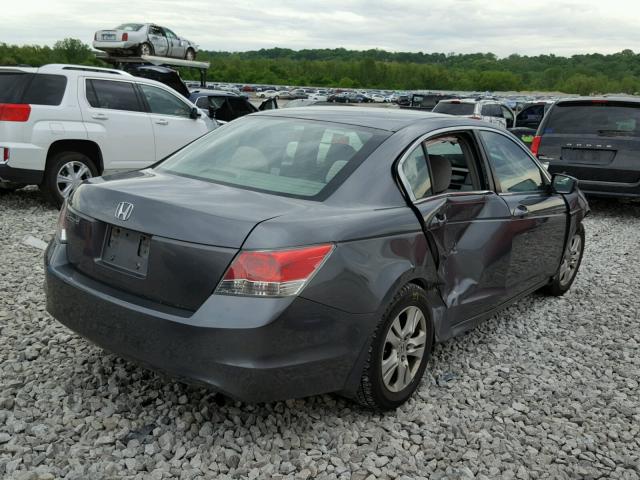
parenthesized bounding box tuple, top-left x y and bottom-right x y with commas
(1, 188, 639, 480)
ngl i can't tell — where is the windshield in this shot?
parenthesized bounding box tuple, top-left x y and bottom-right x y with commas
(433, 102, 475, 116)
(157, 116, 388, 199)
(544, 102, 640, 136)
(116, 23, 144, 31)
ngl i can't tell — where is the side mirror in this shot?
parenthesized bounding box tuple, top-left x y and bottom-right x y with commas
(551, 174, 577, 194)
(189, 107, 201, 120)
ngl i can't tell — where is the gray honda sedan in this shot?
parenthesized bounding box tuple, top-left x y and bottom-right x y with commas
(45, 108, 589, 409)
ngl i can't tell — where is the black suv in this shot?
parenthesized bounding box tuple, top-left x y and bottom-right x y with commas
(533, 97, 640, 198)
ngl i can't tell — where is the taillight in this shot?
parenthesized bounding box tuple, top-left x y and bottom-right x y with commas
(0, 104, 31, 122)
(531, 135, 542, 156)
(216, 244, 334, 297)
(122, 32, 128, 41)
(1, 147, 8, 162)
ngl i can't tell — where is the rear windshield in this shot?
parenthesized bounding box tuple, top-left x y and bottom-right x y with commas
(158, 116, 388, 199)
(116, 23, 144, 31)
(433, 102, 475, 116)
(544, 102, 640, 136)
(0, 72, 66, 105)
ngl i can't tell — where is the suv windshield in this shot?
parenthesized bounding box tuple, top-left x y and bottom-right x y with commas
(158, 116, 388, 199)
(433, 102, 475, 116)
(544, 102, 640, 136)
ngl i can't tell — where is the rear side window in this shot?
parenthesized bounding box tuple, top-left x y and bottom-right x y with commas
(401, 145, 432, 199)
(0, 72, 66, 105)
(544, 102, 640, 136)
(86, 79, 143, 112)
(22, 74, 67, 106)
(433, 102, 475, 116)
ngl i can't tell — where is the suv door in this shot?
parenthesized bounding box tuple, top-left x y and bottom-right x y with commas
(138, 83, 208, 159)
(478, 129, 567, 294)
(80, 78, 155, 172)
(400, 131, 515, 327)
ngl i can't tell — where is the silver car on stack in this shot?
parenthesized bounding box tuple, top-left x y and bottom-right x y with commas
(93, 23, 198, 60)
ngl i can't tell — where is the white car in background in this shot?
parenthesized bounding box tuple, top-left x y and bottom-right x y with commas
(93, 23, 199, 60)
(0, 64, 215, 206)
(432, 98, 516, 128)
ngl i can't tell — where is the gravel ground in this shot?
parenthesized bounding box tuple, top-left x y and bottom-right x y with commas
(1, 189, 639, 480)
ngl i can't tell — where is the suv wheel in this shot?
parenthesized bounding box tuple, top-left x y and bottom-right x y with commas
(355, 283, 434, 410)
(42, 152, 97, 208)
(543, 223, 585, 296)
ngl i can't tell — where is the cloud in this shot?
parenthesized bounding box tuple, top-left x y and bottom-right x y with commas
(2, 0, 640, 56)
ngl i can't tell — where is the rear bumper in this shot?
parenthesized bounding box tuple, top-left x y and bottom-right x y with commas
(45, 241, 374, 402)
(93, 41, 138, 50)
(0, 163, 43, 185)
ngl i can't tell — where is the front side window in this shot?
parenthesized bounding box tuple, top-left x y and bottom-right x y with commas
(401, 145, 431, 199)
(86, 79, 143, 112)
(480, 130, 546, 193)
(157, 117, 386, 199)
(139, 84, 192, 117)
(164, 29, 177, 39)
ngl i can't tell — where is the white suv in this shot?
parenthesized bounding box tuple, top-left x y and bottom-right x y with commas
(0, 64, 215, 206)
(432, 99, 515, 129)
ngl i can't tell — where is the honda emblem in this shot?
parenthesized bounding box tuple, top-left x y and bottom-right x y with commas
(115, 202, 134, 221)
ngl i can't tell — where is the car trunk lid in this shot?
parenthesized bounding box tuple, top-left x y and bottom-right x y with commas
(65, 170, 308, 311)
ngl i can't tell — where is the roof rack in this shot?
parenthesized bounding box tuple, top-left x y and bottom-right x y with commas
(95, 52, 209, 87)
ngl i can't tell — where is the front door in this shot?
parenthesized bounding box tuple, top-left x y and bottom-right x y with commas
(138, 83, 207, 160)
(164, 28, 185, 58)
(477, 129, 567, 295)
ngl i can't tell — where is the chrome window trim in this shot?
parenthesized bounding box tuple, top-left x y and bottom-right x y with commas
(396, 125, 505, 203)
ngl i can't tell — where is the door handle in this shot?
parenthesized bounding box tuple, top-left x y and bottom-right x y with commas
(155, 119, 169, 125)
(513, 205, 529, 217)
(430, 212, 447, 227)
(91, 113, 108, 120)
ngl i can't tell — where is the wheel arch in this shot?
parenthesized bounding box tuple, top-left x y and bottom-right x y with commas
(46, 140, 104, 176)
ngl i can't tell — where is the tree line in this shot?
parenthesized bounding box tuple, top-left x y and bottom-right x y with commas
(2, 38, 640, 95)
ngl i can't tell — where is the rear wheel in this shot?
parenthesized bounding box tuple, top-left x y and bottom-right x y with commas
(543, 223, 585, 296)
(42, 151, 97, 208)
(355, 283, 433, 410)
(185, 48, 196, 61)
(138, 42, 153, 56)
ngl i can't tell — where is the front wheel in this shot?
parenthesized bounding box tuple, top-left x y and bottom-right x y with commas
(185, 48, 196, 61)
(543, 223, 585, 296)
(355, 283, 434, 410)
(42, 152, 97, 208)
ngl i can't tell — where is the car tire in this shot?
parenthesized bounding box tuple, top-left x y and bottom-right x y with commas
(355, 283, 434, 410)
(138, 42, 154, 56)
(42, 151, 98, 209)
(543, 223, 585, 296)
(185, 48, 196, 61)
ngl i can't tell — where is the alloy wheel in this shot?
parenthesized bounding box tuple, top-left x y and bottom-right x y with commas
(381, 306, 427, 393)
(140, 43, 152, 55)
(56, 161, 92, 199)
(559, 233, 582, 286)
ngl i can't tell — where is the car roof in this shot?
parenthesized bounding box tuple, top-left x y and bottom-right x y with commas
(190, 89, 241, 98)
(255, 106, 479, 132)
(37, 64, 133, 77)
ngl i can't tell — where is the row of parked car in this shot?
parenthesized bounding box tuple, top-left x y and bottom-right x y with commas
(1, 61, 638, 206)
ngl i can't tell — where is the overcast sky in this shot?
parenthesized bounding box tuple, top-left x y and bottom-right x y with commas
(2, 0, 639, 57)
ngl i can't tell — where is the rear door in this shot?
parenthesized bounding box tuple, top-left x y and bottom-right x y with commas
(80, 78, 156, 171)
(137, 83, 208, 159)
(478, 129, 567, 294)
(148, 25, 168, 56)
(400, 130, 515, 325)
(538, 100, 640, 191)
